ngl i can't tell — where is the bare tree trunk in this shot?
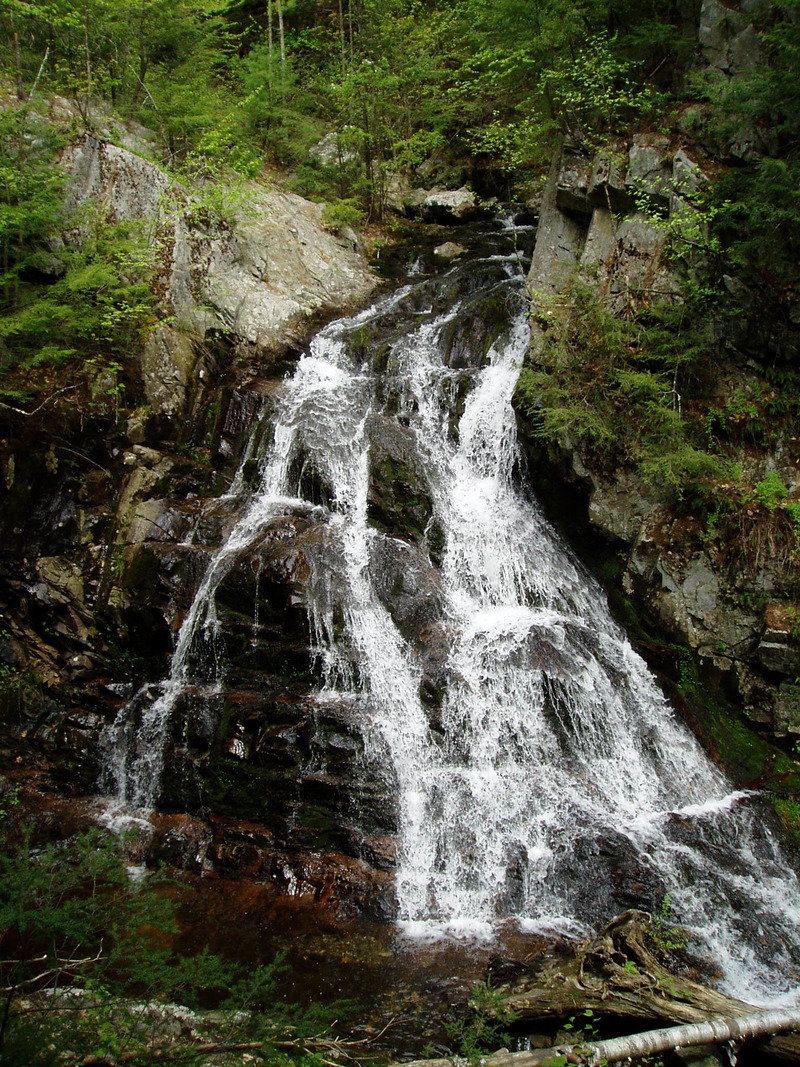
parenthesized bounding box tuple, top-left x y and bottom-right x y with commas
(338, 0, 346, 72)
(276, 0, 286, 89)
(83, 2, 92, 120)
(11, 21, 25, 101)
(28, 47, 50, 103)
(267, 0, 273, 70)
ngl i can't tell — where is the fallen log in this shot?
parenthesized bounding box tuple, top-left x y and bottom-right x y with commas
(396, 911, 800, 1067)
(399, 1009, 800, 1067)
(581, 1009, 800, 1065)
(501, 909, 800, 1062)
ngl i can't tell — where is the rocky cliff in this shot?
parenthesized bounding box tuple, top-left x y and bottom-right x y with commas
(515, 0, 800, 767)
(0, 116, 388, 911)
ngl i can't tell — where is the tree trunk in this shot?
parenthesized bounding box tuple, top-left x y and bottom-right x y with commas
(276, 0, 286, 82)
(267, 0, 273, 75)
(12, 24, 25, 101)
(338, 0, 346, 72)
(83, 3, 92, 120)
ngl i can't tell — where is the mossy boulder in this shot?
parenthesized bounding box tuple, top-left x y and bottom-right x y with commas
(366, 415, 433, 541)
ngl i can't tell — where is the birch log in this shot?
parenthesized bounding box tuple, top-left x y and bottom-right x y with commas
(396, 912, 800, 1067)
(399, 1011, 800, 1067)
(586, 1009, 800, 1064)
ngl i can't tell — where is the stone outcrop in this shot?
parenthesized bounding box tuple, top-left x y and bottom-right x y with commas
(403, 185, 484, 224)
(61, 133, 377, 419)
(519, 104, 799, 743)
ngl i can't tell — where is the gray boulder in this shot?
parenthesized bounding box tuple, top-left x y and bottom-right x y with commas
(62, 136, 376, 362)
(405, 186, 482, 223)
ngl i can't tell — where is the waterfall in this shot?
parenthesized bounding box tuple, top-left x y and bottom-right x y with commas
(101, 225, 800, 1006)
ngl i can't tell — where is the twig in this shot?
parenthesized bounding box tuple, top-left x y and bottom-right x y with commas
(0, 386, 76, 418)
(1, 948, 104, 992)
(55, 444, 112, 477)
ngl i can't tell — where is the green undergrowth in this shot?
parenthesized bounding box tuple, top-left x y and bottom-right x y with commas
(516, 280, 725, 493)
(1, 106, 157, 405)
(442, 978, 520, 1063)
(0, 822, 349, 1065)
(515, 280, 800, 586)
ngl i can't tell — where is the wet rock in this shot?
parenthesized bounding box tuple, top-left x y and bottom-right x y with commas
(145, 813, 214, 873)
(369, 534, 444, 641)
(366, 416, 433, 541)
(433, 242, 467, 262)
(35, 557, 85, 608)
(274, 851, 396, 922)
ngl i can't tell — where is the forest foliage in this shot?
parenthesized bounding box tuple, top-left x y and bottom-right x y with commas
(1, 0, 798, 396)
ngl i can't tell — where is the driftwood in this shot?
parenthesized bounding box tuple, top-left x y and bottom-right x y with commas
(398, 911, 800, 1067)
(502, 910, 800, 1063)
(402, 1011, 800, 1067)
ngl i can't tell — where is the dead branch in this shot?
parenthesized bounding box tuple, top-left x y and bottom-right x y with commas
(1, 948, 104, 993)
(0, 386, 76, 418)
(28, 46, 51, 103)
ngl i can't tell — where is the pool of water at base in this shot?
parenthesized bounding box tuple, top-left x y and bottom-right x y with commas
(171, 876, 554, 1060)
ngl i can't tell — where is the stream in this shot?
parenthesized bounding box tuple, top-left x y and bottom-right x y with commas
(100, 220, 800, 1026)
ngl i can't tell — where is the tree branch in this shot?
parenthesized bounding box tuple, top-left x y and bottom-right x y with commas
(0, 386, 77, 418)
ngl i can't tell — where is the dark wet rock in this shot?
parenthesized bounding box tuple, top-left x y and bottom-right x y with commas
(366, 416, 433, 542)
(416, 622, 452, 714)
(369, 534, 444, 642)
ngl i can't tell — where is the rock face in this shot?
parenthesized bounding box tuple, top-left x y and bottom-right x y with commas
(0, 201, 535, 921)
(517, 4, 800, 745)
(0, 122, 384, 916)
(61, 133, 376, 419)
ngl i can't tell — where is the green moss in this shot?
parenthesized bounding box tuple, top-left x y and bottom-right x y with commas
(367, 454, 432, 540)
(772, 796, 800, 844)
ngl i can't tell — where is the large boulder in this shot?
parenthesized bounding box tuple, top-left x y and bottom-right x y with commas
(62, 135, 377, 361)
(404, 186, 483, 224)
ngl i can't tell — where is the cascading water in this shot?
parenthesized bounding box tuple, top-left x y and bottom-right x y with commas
(102, 224, 800, 1005)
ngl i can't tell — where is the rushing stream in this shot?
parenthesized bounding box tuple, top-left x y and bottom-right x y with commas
(102, 222, 800, 1006)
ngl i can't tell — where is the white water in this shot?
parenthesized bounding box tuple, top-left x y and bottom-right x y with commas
(102, 237, 800, 1004)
